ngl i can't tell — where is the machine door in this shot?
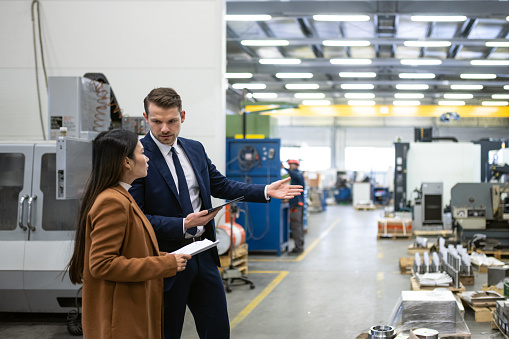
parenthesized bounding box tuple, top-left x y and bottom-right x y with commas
(0, 144, 35, 311)
(0, 144, 34, 240)
(29, 143, 79, 241)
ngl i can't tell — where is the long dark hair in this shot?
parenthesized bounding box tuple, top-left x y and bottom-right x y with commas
(67, 129, 138, 284)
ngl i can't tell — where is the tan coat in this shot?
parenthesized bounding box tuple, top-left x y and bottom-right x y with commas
(82, 185, 177, 339)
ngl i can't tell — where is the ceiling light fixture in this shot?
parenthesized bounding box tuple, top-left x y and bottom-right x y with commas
(330, 58, 372, 65)
(492, 94, 509, 99)
(347, 100, 376, 106)
(444, 93, 473, 99)
(246, 93, 278, 99)
(410, 15, 467, 22)
(241, 40, 289, 46)
(401, 59, 442, 65)
(301, 100, 331, 106)
(339, 72, 377, 78)
(482, 101, 508, 106)
(226, 15, 272, 21)
(232, 83, 267, 90)
(403, 41, 451, 47)
(505, 85, 509, 90)
(393, 100, 421, 106)
(323, 40, 371, 46)
(313, 15, 370, 22)
(294, 93, 325, 99)
(275, 73, 313, 79)
(486, 41, 509, 47)
(225, 73, 253, 79)
(340, 84, 374, 90)
(285, 84, 320, 90)
(460, 74, 497, 79)
(395, 84, 429, 90)
(471, 60, 509, 66)
(259, 58, 301, 65)
(438, 100, 466, 106)
(394, 93, 424, 99)
(344, 93, 375, 99)
(450, 84, 483, 90)
(399, 73, 436, 79)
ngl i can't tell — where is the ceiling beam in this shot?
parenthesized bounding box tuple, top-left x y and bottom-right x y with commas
(227, 25, 258, 58)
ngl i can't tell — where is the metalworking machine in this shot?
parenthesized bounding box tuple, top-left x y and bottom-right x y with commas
(0, 75, 121, 314)
(451, 182, 509, 248)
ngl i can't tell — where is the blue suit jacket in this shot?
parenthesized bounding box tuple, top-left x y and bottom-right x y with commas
(129, 134, 267, 289)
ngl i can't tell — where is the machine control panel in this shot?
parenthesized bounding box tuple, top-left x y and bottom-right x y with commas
(467, 209, 486, 217)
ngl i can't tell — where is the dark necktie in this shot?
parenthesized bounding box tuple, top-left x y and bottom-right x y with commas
(171, 147, 196, 235)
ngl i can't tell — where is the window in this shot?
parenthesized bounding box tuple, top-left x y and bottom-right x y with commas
(281, 146, 331, 171)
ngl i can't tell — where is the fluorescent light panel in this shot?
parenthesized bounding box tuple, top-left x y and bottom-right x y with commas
(399, 73, 435, 79)
(404, 41, 451, 47)
(275, 73, 313, 79)
(411, 15, 467, 22)
(482, 101, 508, 106)
(393, 100, 421, 106)
(340, 84, 374, 90)
(225, 73, 253, 79)
(259, 58, 301, 65)
(301, 100, 331, 106)
(347, 100, 376, 106)
(460, 74, 496, 79)
(395, 84, 429, 90)
(444, 93, 473, 99)
(505, 85, 509, 90)
(486, 41, 509, 47)
(313, 15, 370, 22)
(401, 59, 442, 66)
(323, 40, 370, 46)
(285, 84, 320, 90)
(232, 83, 266, 90)
(451, 85, 483, 90)
(471, 60, 509, 66)
(438, 101, 465, 106)
(241, 40, 289, 46)
(330, 58, 372, 65)
(394, 93, 424, 99)
(294, 93, 325, 99)
(226, 15, 271, 21)
(344, 93, 375, 99)
(492, 94, 509, 99)
(339, 72, 376, 78)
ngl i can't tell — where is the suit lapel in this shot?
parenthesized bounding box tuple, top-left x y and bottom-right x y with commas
(142, 134, 182, 206)
(178, 138, 207, 204)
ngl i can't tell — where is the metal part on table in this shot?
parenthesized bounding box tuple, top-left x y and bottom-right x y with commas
(432, 252, 441, 272)
(443, 251, 461, 289)
(413, 253, 422, 274)
(368, 325, 396, 339)
(488, 266, 509, 287)
(413, 328, 439, 339)
(415, 236, 428, 248)
(423, 252, 431, 273)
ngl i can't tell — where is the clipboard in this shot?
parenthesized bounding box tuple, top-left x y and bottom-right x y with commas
(206, 196, 244, 214)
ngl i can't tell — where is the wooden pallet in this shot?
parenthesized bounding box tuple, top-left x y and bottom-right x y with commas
(407, 243, 432, 255)
(410, 276, 466, 292)
(470, 249, 509, 260)
(399, 257, 414, 274)
(219, 243, 248, 275)
(462, 302, 496, 322)
(354, 204, 376, 211)
(481, 283, 505, 296)
(460, 275, 475, 286)
(377, 233, 412, 240)
(413, 230, 454, 238)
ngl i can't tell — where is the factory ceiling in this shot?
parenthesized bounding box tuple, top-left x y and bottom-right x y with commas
(226, 0, 509, 108)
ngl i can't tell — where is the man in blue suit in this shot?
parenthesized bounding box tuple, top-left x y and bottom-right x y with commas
(130, 88, 302, 339)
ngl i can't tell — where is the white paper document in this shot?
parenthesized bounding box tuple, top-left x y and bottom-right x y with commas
(171, 239, 220, 256)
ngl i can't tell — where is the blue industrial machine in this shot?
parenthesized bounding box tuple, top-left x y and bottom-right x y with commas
(225, 138, 289, 255)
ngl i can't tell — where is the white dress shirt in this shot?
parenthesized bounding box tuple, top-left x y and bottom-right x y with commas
(150, 132, 204, 238)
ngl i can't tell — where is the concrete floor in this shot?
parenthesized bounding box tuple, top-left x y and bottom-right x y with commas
(0, 204, 507, 338)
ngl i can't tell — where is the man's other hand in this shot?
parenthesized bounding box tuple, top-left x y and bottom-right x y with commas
(267, 177, 303, 200)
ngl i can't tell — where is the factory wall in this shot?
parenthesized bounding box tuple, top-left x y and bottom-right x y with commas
(0, 0, 226, 171)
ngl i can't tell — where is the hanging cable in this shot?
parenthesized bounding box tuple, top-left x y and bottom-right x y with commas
(31, 0, 48, 139)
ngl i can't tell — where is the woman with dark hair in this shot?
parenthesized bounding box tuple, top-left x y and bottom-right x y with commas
(67, 129, 190, 339)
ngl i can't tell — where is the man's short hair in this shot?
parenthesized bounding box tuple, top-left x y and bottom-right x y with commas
(144, 88, 182, 115)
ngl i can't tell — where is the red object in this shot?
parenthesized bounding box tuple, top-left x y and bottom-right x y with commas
(287, 159, 300, 165)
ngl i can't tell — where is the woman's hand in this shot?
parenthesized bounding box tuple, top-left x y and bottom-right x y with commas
(173, 254, 192, 272)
